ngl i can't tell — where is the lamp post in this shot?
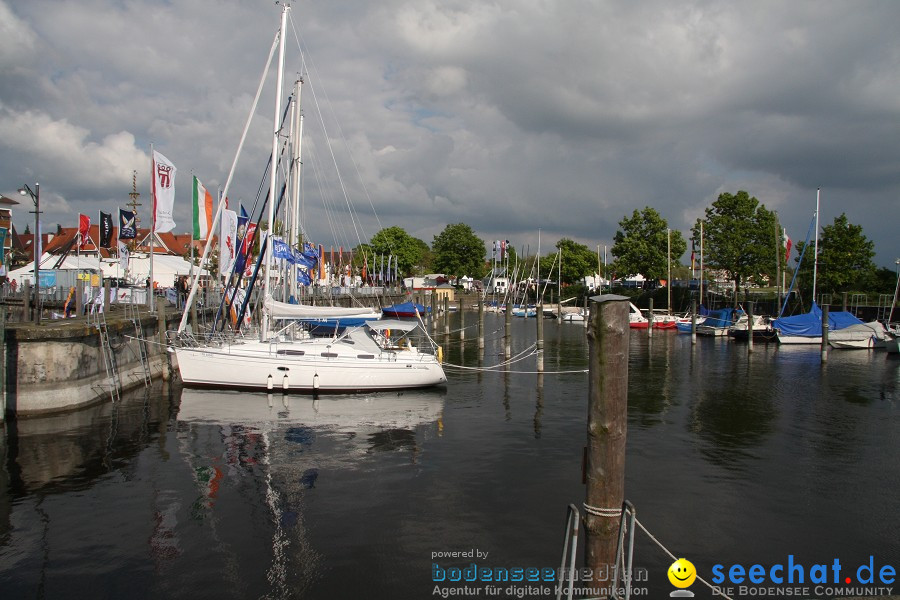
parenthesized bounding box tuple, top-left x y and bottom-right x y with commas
(18, 183, 40, 325)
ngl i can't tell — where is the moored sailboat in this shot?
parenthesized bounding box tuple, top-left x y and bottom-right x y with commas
(173, 5, 446, 392)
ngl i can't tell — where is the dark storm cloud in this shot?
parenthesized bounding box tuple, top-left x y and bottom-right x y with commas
(2, 0, 898, 265)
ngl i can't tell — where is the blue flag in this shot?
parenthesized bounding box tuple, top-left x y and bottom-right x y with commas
(271, 237, 295, 263)
(297, 267, 311, 286)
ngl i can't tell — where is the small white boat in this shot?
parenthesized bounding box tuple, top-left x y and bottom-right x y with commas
(561, 310, 585, 323)
(828, 321, 892, 349)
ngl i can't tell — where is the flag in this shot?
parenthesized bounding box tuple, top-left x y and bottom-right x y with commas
(219, 209, 237, 276)
(782, 228, 792, 264)
(118, 208, 136, 239)
(232, 208, 250, 273)
(272, 237, 295, 262)
(78, 214, 91, 249)
(151, 150, 177, 233)
(297, 267, 311, 287)
(192, 176, 214, 240)
(690, 239, 696, 272)
(118, 240, 129, 271)
(99, 211, 113, 247)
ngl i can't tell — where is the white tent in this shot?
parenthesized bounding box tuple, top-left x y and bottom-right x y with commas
(9, 252, 209, 288)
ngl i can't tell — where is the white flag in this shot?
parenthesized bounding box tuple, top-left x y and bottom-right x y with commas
(117, 241, 129, 271)
(152, 150, 177, 233)
(219, 209, 238, 276)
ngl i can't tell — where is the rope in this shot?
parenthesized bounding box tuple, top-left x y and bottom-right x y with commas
(582, 503, 622, 518)
(633, 517, 734, 600)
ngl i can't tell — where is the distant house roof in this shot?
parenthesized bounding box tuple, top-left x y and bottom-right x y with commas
(0, 195, 20, 207)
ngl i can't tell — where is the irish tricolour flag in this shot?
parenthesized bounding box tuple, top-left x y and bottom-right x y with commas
(192, 176, 214, 241)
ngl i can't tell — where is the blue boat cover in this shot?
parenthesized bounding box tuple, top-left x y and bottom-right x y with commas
(701, 307, 740, 328)
(382, 301, 430, 316)
(771, 302, 863, 337)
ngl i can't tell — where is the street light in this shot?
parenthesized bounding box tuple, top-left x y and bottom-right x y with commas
(17, 183, 40, 325)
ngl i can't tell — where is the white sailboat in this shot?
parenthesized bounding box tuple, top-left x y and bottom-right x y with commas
(174, 5, 446, 392)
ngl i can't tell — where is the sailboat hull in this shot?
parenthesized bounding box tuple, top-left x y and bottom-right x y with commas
(175, 339, 447, 393)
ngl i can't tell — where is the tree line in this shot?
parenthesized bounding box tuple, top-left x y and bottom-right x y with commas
(290, 190, 892, 298)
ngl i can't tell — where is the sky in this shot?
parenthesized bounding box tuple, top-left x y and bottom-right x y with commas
(2, 0, 900, 269)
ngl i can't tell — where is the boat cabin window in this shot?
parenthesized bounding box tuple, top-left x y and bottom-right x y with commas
(276, 349, 306, 356)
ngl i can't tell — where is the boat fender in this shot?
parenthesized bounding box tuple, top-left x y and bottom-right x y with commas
(437, 345, 443, 364)
(313, 373, 320, 391)
(267, 374, 274, 391)
(282, 374, 289, 391)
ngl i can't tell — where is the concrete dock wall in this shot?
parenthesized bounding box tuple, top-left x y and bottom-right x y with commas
(3, 312, 173, 417)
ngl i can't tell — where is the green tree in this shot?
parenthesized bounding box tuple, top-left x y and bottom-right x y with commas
(432, 223, 486, 279)
(793, 213, 876, 299)
(611, 207, 687, 280)
(368, 226, 428, 277)
(693, 190, 777, 296)
(539, 238, 596, 285)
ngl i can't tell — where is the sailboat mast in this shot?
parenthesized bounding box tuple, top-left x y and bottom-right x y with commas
(812, 188, 820, 304)
(288, 77, 303, 302)
(699, 221, 704, 307)
(667, 228, 671, 314)
(262, 4, 289, 338)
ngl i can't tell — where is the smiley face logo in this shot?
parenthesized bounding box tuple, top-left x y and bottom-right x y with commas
(668, 558, 697, 588)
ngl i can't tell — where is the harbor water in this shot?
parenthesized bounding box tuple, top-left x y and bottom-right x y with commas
(1, 313, 898, 599)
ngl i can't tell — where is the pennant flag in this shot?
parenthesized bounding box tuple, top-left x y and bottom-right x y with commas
(782, 228, 792, 264)
(99, 211, 113, 248)
(219, 209, 237, 276)
(118, 208, 137, 239)
(118, 240, 129, 271)
(151, 150, 177, 233)
(361, 256, 367, 282)
(297, 268, 312, 287)
(192, 176, 214, 240)
(690, 239, 696, 272)
(318, 244, 325, 280)
(271, 237, 295, 263)
(78, 214, 91, 249)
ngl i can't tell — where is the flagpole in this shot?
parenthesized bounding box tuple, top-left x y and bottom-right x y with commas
(149, 143, 155, 312)
(98, 209, 102, 283)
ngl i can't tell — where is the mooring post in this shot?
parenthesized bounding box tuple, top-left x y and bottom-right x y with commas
(746, 289, 754, 352)
(536, 300, 544, 373)
(583, 294, 589, 329)
(691, 299, 697, 344)
(459, 299, 465, 340)
(585, 294, 629, 584)
(431, 293, 437, 333)
(648, 298, 654, 338)
(821, 304, 829, 363)
(505, 301, 512, 359)
(478, 297, 485, 350)
(444, 296, 450, 335)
